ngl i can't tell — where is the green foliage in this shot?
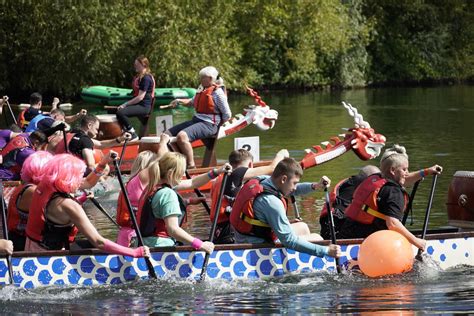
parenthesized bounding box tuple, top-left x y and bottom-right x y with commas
(0, 0, 472, 98)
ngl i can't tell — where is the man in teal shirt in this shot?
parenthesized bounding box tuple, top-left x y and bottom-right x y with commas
(233, 158, 341, 258)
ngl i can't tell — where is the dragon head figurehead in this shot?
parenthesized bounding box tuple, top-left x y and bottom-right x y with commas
(300, 101, 386, 169)
(244, 104, 278, 130)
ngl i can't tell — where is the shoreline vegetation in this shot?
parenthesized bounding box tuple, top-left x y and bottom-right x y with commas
(0, 1, 472, 101)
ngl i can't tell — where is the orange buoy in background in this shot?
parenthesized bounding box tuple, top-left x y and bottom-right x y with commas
(358, 230, 414, 277)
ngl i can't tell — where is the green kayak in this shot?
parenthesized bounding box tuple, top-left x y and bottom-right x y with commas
(81, 86, 197, 106)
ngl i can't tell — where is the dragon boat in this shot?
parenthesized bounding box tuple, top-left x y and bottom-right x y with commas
(1, 101, 473, 289)
(0, 229, 473, 288)
(81, 86, 197, 106)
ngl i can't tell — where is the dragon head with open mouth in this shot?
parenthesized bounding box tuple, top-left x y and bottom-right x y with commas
(300, 101, 386, 169)
(245, 104, 278, 131)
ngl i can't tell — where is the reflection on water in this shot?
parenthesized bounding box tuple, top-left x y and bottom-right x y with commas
(1, 264, 473, 313)
(1, 85, 473, 312)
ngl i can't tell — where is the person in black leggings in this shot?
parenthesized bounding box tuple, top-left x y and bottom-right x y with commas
(116, 55, 155, 141)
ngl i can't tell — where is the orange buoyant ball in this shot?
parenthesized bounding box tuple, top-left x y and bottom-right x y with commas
(358, 230, 414, 278)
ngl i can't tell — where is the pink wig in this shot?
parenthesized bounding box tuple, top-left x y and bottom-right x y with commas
(21, 151, 53, 184)
(42, 154, 86, 193)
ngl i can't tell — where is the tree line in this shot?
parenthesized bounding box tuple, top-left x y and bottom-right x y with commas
(0, 0, 472, 99)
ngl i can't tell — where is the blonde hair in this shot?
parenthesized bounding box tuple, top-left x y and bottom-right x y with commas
(159, 152, 186, 186)
(136, 55, 152, 79)
(130, 150, 158, 178)
(380, 144, 409, 177)
(146, 160, 161, 194)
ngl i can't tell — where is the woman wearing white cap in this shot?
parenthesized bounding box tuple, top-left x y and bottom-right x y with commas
(165, 66, 232, 169)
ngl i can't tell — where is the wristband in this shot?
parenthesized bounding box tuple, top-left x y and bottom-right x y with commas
(207, 169, 218, 179)
(419, 169, 426, 178)
(103, 239, 145, 258)
(191, 238, 203, 250)
(115, 137, 121, 144)
(76, 192, 88, 204)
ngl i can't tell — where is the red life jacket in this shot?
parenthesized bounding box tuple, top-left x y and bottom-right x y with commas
(229, 178, 287, 242)
(137, 184, 187, 238)
(18, 109, 29, 129)
(320, 178, 349, 218)
(1, 134, 32, 175)
(53, 132, 74, 154)
(210, 174, 233, 225)
(7, 183, 34, 236)
(193, 84, 226, 124)
(132, 74, 156, 100)
(345, 174, 409, 224)
(116, 178, 140, 228)
(26, 185, 79, 250)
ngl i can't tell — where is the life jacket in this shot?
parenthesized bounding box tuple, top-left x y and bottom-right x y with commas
(210, 174, 234, 225)
(53, 132, 75, 154)
(18, 109, 29, 129)
(193, 84, 226, 123)
(229, 178, 287, 242)
(1, 134, 32, 174)
(25, 114, 49, 133)
(320, 178, 349, 218)
(26, 185, 78, 250)
(345, 174, 409, 225)
(7, 183, 34, 236)
(132, 74, 156, 101)
(137, 184, 187, 238)
(116, 177, 141, 228)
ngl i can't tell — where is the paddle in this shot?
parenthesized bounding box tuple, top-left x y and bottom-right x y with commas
(199, 165, 231, 282)
(87, 194, 120, 229)
(112, 153, 157, 279)
(117, 138, 128, 169)
(62, 129, 68, 154)
(4, 96, 18, 126)
(402, 178, 423, 225)
(290, 195, 302, 221)
(166, 143, 212, 215)
(0, 181, 14, 284)
(415, 167, 441, 261)
(323, 181, 341, 274)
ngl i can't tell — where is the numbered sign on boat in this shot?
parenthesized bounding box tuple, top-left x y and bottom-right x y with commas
(234, 136, 260, 162)
(156, 115, 173, 134)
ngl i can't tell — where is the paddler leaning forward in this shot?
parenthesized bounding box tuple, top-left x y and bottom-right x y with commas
(24, 152, 149, 258)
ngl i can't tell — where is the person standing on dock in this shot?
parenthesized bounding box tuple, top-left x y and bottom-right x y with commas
(165, 66, 231, 169)
(116, 55, 156, 141)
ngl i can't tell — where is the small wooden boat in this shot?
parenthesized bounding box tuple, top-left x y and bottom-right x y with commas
(81, 86, 197, 106)
(1, 229, 472, 288)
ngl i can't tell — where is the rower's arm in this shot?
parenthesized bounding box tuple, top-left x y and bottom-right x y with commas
(164, 216, 195, 244)
(174, 164, 232, 191)
(386, 216, 426, 250)
(405, 164, 443, 187)
(243, 149, 289, 181)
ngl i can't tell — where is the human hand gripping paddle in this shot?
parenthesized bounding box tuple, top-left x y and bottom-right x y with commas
(0, 181, 14, 284)
(112, 153, 157, 279)
(323, 180, 341, 274)
(416, 166, 442, 261)
(199, 165, 231, 282)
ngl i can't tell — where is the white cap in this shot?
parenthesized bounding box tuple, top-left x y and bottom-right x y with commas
(199, 66, 219, 81)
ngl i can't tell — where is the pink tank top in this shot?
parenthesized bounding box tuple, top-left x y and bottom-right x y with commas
(127, 174, 146, 208)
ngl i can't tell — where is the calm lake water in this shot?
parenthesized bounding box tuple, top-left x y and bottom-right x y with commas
(1, 84, 473, 313)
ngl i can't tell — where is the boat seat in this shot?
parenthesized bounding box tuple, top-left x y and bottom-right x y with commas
(200, 128, 220, 167)
(138, 98, 156, 138)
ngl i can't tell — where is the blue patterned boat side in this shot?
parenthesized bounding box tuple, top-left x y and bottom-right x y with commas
(1, 233, 473, 288)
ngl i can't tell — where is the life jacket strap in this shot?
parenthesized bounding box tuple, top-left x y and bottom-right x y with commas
(240, 213, 271, 228)
(363, 204, 388, 220)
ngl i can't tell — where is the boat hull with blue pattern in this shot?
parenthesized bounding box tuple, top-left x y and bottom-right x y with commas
(1, 230, 473, 288)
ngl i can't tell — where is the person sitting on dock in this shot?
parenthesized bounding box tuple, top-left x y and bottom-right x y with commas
(136, 152, 232, 253)
(210, 148, 289, 244)
(116, 55, 156, 141)
(54, 114, 130, 173)
(165, 66, 232, 169)
(230, 157, 341, 259)
(0, 130, 48, 180)
(319, 165, 380, 240)
(24, 153, 150, 259)
(338, 144, 442, 251)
